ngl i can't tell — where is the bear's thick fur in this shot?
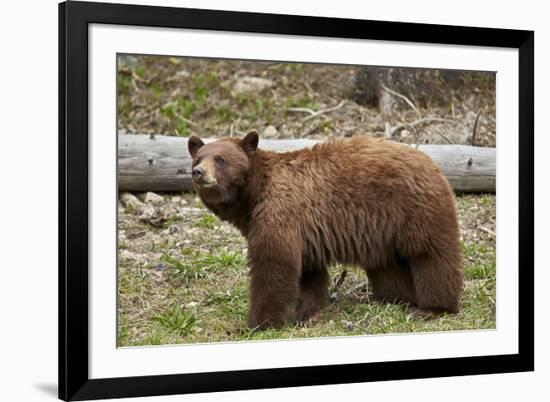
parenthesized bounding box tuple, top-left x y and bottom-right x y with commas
(188, 131, 463, 329)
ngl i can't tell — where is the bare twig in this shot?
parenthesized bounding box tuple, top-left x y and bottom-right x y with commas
(471, 111, 482, 146)
(288, 101, 347, 123)
(434, 128, 454, 144)
(479, 226, 496, 236)
(349, 283, 368, 294)
(132, 71, 157, 86)
(287, 107, 316, 116)
(131, 79, 140, 92)
(303, 100, 347, 122)
(345, 283, 369, 302)
(405, 122, 423, 145)
(390, 117, 456, 137)
(132, 71, 145, 82)
(408, 117, 456, 126)
(334, 270, 348, 289)
(384, 122, 392, 138)
(179, 116, 197, 127)
(381, 84, 421, 118)
(300, 121, 322, 138)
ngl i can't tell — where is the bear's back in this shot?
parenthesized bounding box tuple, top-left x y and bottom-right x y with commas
(269, 136, 448, 206)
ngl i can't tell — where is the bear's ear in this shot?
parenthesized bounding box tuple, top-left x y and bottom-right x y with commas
(240, 130, 259, 156)
(188, 135, 204, 158)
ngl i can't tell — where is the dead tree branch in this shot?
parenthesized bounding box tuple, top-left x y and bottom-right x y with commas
(471, 111, 482, 146)
(434, 128, 454, 144)
(381, 84, 421, 118)
(390, 117, 457, 137)
(303, 101, 347, 122)
(287, 107, 316, 116)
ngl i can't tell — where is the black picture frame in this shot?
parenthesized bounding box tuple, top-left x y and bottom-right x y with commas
(59, 1, 534, 400)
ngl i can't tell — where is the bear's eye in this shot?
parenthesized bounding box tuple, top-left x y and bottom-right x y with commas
(215, 156, 225, 166)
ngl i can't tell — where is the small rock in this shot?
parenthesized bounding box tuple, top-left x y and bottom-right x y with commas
(343, 320, 355, 331)
(329, 292, 339, 303)
(139, 205, 167, 227)
(135, 192, 147, 202)
(164, 205, 178, 216)
(168, 224, 180, 235)
(139, 204, 156, 220)
(401, 129, 410, 138)
(144, 192, 164, 204)
(175, 70, 189, 78)
(232, 76, 273, 95)
(126, 227, 146, 239)
(263, 125, 279, 138)
(187, 301, 199, 308)
(171, 196, 182, 203)
(119, 192, 143, 212)
(154, 263, 166, 271)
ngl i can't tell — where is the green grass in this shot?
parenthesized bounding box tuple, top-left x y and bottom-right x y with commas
(152, 305, 198, 336)
(118, 74, 131, 95)
(117, 193, 496, 347)
(161, 252, 210, 284)
(285, 95, 319, 111)
(216, 106, 237, 123)
(194, 213, 218, 229)
(161, 247, 247, 284)
(159, 99, 195, 137)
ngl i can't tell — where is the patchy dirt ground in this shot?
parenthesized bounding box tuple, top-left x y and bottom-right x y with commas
(117, 56, 496, 346)
(118, 55, 495, 146)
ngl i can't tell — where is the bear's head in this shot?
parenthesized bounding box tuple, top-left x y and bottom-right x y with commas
(187, 130, 259, 205)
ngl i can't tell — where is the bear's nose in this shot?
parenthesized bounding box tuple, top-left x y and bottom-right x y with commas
(192, 166, 204, 179)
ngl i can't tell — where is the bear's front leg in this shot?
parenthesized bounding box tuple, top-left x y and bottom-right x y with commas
(247, 244, 301, 330)
(296, 268, 329, 325)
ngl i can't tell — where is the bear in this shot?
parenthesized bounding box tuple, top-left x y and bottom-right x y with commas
(188, 131, 463, 329)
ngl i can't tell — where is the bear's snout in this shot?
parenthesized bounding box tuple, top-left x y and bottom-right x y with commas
(192, 166, 205, 180)
(192, 163, 217, 188)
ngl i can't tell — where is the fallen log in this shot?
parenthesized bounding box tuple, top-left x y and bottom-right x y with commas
(118, 134, 495, 193)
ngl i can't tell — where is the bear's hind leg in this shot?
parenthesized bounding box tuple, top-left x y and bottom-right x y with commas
(296, 268, 329, 325)
(410, 252, 463, 314)
(367, 265, 417, 306)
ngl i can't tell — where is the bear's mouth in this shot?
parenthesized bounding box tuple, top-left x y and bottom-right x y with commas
(194, 178, 218, 189)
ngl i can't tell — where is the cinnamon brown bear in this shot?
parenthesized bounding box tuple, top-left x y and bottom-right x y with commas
(188, 131, 463, 329)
